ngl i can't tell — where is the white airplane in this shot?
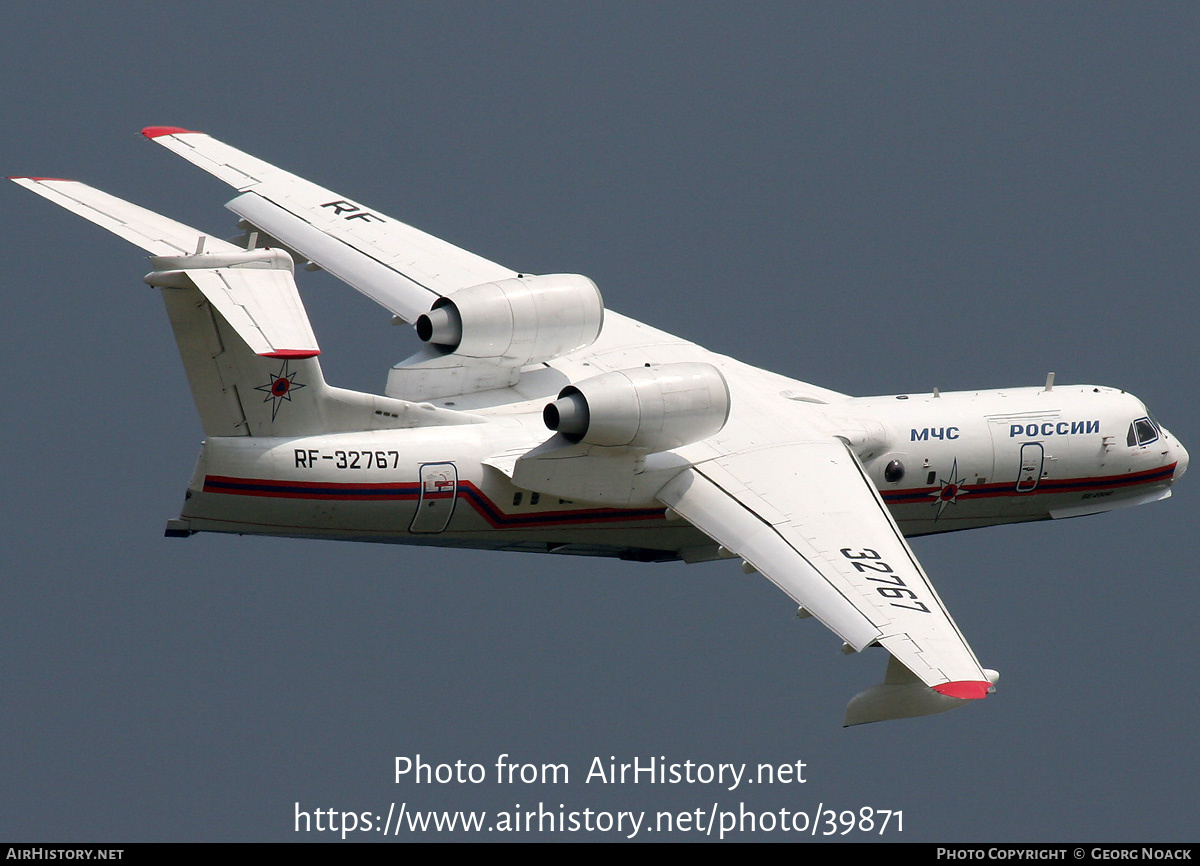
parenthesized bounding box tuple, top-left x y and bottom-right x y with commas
(12, 127, 1188, 726)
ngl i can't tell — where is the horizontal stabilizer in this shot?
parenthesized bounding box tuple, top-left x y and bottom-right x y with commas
(12, 178, 319, 359)
(9, 177, 238, 256)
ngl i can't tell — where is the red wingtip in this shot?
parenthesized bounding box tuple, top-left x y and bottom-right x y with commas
(932, 681, 993, 700)
(141, 126, 200, 139)
(260, 350, 321, 359)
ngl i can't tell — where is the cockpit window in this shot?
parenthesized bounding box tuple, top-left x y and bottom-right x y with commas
(1128, 417, 1159, 447)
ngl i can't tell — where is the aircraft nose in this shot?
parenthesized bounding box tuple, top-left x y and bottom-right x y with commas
(1173, 436, 1189, 481)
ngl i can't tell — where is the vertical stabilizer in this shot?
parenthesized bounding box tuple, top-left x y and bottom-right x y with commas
(157, 283, 326, 436)
(160, 278, 479, 437)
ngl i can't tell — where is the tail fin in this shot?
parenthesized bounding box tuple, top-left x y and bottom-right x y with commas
(160, 284, 474, 436)
(12, 178, 476, 436)
(157, 277, 323, 436)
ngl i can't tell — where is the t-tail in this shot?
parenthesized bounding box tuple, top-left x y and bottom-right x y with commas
(10, 177, 475, 438)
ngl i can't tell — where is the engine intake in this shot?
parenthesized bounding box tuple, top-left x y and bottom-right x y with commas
(544, 362, 731, 451)
(416, 273, 603, 366)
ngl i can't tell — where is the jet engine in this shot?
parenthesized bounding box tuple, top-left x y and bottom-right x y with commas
(416, 274, 604, 366)
(543, 362, 731, 451)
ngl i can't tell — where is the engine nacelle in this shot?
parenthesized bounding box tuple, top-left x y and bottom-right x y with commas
(416, 274, 604, 366)
(543, 362, 731, 451)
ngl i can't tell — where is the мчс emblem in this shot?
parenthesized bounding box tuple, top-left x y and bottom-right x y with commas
(931, 458, 970, 518)
(255, 360, 306, 421)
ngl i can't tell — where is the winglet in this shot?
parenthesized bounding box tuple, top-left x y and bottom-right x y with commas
(141, 126, 200, 139)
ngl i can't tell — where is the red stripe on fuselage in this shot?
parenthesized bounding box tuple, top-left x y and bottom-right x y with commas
(882, 463, 1176, 504)
(201, 475, 665, 528)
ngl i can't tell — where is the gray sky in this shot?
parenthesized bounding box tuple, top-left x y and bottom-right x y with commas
(2, 2, 1197, 841)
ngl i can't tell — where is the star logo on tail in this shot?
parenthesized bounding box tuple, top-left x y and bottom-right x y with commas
(255, 360, 306, 421)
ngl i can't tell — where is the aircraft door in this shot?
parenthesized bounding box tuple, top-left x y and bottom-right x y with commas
(989, 416, 1071, 495)
(1016, 443, 1044, 492)
(410, 462, 458, 533)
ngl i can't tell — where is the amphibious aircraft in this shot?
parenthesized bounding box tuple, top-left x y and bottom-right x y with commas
(12, 127, 1188, 725)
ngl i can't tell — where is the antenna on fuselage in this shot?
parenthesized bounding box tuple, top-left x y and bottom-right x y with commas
(1045, 372, 1055, 392)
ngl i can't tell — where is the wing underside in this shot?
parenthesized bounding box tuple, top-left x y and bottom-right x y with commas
(658, 439, 996, 725)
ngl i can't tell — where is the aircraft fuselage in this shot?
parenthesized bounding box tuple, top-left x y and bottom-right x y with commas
(174, 383, 1186, 558)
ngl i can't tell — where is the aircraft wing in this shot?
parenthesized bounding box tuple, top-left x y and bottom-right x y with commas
(659, 438, 996, 725)
(139, 128, 855, 387)
(141, 126, 516, 322)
